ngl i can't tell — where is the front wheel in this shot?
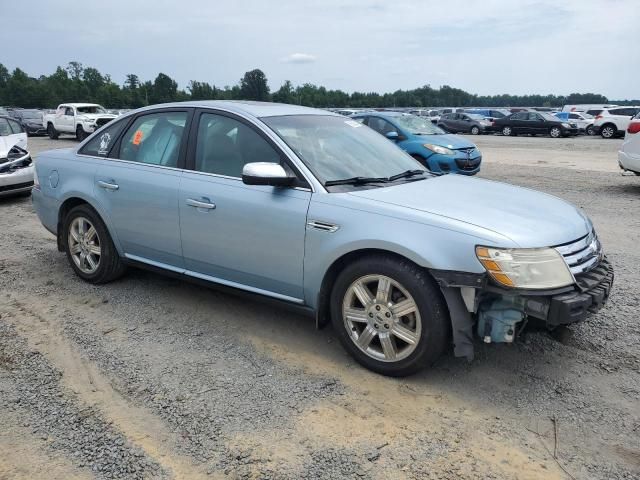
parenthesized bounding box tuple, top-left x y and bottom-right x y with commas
(470, 125, 480, 135)
(502, 126, 513, 136)
(330, 255, 449, 376)
(549, 126, 562, 138)
(63, 204, 126, 284)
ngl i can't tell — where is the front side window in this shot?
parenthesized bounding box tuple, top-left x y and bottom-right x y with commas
(79, 119, 128, 157)
(367, 117, 397, 135)
(119, 112, 188, 167)
(263, 115, 425, 186)
(195, 113, 281, 177)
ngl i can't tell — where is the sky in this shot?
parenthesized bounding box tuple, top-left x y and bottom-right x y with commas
(4, 0, 639, 99)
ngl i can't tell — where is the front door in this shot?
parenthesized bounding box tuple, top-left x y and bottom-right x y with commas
(94, 109, 192, 268)
(179, 110, 311, 302)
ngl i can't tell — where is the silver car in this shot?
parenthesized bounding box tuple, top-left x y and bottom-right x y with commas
(32, 101, 613, 376)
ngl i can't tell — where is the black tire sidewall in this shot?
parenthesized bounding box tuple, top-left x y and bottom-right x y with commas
(63, 205, 120, 283)
(330, 255, 449, 376)
(471, 126, 479, 135)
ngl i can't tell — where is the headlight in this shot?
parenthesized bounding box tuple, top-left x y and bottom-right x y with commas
(423, 144, 454, 155)
(476, 246, 574, 289)
(562, 123, 571, 128)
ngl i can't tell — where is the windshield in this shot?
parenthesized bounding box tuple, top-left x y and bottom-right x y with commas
(76, 105, 107, 114)
(262, 115, 426, 187)
(394, 115, 445, 135)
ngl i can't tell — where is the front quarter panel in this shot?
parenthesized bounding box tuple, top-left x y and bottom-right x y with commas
(303, 192, 514, 309)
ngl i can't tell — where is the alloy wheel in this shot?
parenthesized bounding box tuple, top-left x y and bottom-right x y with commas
(502, 126, 511, 136)
(550, 127, 561, 138)
(68, 216, 101, 274)
(601, 126, 615, 138)
(342, 274, 421, 362)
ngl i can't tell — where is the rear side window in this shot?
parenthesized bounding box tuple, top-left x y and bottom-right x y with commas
(118, 112, 188, 167)
(610, 108, 637, 116)
(511, 112, 528, 120)
(79, 119, 128, 157)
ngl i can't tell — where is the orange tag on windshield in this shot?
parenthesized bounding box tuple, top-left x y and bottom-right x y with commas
(133, 130, 144, 145)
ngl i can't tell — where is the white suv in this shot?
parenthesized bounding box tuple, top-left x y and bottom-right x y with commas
(618, 113, 640, 175)
(594, 106, 640, 138)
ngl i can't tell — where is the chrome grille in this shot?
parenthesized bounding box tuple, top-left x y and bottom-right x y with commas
(555, 231, 603, 275)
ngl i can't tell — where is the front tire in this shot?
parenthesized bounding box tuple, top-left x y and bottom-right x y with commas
(330, 255, 449, 376)
(63, 204, 126, 284)
(470, 125, 480, 135)
(549, 126, 562, 138)
(76, 125, 88, 141)
(502, 126, 513, 136)
(600, 124, 617, 139)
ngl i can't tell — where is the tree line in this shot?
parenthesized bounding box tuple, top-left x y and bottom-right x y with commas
(0, 61, 630, 110)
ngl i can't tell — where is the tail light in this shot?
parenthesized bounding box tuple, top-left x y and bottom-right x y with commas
(595, 115, 603, 120)
(628, 122, 640, 134)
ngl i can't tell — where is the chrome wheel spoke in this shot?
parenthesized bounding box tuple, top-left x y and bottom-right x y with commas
(357, 325, 377, 349)
(379, 333, 397, 360)
(391, 298, 417, 318)
(70, 227, 80, 242)
(86, 226, 97, 242)
(344, 307, 368, 324)
(70, 243, 82, 254)
(86, 254, 98, 271)
(376, 277, 391, 303)
(89, 244, 101, 256)
(352, 281, 374, 306)
(391, 323, 418, 345)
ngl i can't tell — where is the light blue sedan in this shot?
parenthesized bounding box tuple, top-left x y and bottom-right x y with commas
(32, 101, 613, 376)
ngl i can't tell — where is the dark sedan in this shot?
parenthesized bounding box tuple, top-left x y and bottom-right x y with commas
(10, 109, 46, 136)
(493, 112, 578, 138)
(437, 113, 493, 135)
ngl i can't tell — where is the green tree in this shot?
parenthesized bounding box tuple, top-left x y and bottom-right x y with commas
(149, 73, 178, 104)
(239, 69, 270, 101)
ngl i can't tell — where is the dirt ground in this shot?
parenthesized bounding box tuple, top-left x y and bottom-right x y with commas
(0, 134, 638, 480)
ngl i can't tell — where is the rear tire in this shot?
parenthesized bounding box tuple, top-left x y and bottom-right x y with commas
(600, 124, 617, 139)
(586, 125, 595, 136)
(330, 255, 449, 377)
(47, 123, 59, 140)
(501, 126, 513, 136)
(63, 204, 126, 284)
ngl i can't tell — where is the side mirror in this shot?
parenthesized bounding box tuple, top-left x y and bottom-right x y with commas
(385, 131, 400, 140)
(242, 162, 295, 187)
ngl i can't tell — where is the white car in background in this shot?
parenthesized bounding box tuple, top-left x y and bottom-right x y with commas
(0, 115, 33, 197)
(594, 106, 640, 138)
(567, 112, 595, 135)
(618, 113, 640, 175)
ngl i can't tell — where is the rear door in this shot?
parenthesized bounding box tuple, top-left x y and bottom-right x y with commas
(93, 108, 193, 268)
(510, 112, 529, 134)
(179, 109, 311, 301)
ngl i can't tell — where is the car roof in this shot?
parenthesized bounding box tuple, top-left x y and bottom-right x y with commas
(135, 100, 336, 119)
(352, 111, 406, 118)
(63, 103, 103, 108)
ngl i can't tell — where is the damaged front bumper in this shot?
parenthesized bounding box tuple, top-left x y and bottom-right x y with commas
(432, 256, 614, 359)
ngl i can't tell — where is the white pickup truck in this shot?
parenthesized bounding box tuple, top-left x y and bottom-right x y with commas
(43, 103, 117, 141)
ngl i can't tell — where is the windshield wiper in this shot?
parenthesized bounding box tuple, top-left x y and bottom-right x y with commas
(324, 176, 389, 187)
(388, 169, 426, 181)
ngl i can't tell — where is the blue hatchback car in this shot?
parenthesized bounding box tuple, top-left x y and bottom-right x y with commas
(352, 112, 482, 175)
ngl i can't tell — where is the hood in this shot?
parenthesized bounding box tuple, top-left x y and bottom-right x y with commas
(78, 113, 117, 121)
(412, 133, 475, 149)
(348, 175, 591, 248)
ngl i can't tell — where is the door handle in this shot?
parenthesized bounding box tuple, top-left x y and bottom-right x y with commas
(97, 180, 119, 191)
(186, 198, 216, 210)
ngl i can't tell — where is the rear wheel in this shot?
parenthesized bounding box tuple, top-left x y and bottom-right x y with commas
(330, 255, 449, 376)
(600, 124, 617, 139)
(501, 126, 513, 136)
(549, 126, 562, 138)
(63, 204, 126, 284)
(47, 123, 59, 140)
(470, 125, 480, 135)
(586, 125, 595, 136)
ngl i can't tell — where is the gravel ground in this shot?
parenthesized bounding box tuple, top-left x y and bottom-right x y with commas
(0, 134, 638, 479)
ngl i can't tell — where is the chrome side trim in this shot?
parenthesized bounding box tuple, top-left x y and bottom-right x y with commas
(306, 220, 339, 233)
(124, 254, 305, 304)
